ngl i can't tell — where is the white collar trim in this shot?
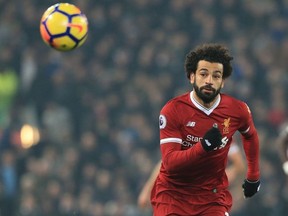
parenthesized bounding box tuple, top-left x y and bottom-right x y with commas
(190, 91, 221, 115)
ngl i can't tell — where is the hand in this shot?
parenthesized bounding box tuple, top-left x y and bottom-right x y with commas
(201, 124, 222, 151)
(242, 179, 260, 198)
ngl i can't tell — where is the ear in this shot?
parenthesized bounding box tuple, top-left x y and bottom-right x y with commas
(221, 80, 225, 88)
(190, 73, 195, 84)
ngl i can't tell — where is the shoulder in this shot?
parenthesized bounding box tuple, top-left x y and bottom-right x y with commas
(159, 92, 190, 129)
(161, 92, 190, 112)
(220, 94, 251, 115)
(221, 94, 246, 106)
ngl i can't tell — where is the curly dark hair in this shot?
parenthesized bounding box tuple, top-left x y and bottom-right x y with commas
(184, 43, 233, 79)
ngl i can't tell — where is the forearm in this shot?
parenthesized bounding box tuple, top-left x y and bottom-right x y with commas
(226, 152, 245, 183)
(161, 143, 206, 173)
(242, 131, 260, 181)
(146, 161, 161, 191)
(138, 161, 161, 209)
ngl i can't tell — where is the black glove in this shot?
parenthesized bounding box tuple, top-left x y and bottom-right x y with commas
(242, 179, 260, 198)
(201, 124, 222, 151)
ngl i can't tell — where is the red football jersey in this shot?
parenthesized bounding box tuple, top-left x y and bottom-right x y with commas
(151, 91, 260, 215)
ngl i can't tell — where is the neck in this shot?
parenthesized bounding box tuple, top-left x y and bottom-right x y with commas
(192, 91, 219, 109)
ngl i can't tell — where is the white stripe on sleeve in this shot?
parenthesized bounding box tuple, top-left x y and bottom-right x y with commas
(160, 138, 182, 145)
(240, 126, 250, 134)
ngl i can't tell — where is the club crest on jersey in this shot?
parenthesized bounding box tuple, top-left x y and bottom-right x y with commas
(159, 115, 167, 129)
(222, 117, 230, 134)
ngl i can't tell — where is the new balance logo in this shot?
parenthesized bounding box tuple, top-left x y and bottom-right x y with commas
(186, 121, 196, 127)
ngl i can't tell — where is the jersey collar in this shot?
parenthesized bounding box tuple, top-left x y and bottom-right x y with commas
(190, 91, 221, 115)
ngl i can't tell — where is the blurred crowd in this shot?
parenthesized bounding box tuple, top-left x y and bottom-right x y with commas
(0, 0, 288, 215)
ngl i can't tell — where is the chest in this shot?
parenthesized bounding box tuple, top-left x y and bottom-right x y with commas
(178, 107, 240, 144)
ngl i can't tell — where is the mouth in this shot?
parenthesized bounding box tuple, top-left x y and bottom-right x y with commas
(202, 87, 214, 94)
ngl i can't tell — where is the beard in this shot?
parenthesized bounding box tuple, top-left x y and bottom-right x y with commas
(193, 82, 221, 104)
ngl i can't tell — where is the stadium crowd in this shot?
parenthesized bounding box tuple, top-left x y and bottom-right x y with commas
(0, 0, 288, 215)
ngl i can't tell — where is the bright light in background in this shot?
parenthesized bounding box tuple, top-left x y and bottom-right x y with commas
(20, 124, 40, 149)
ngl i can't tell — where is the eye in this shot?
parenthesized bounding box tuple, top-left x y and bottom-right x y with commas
(213, 74, 222, 79)
(213, 72, 223, 79)
(199, 71, 208, 77)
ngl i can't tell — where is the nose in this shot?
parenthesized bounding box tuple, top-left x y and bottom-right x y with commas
(205, 74, 213, 84)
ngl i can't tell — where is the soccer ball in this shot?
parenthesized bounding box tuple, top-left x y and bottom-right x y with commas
(40, 3, 88, 51)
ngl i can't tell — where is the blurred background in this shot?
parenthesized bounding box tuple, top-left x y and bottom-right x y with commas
(0, 0, 288, 215)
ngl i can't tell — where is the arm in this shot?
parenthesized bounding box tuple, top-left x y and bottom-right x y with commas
(138, 161, 161, 209)
(159, 105, 208, 173)
(226, 143, 245, 183)
(241, 127, 261, 198)
(160, 104, 222, 173)
(161, 142, 206, 173)
(239, 103, 260, 198)
(161, 126, 222, 173)
(139, 143, 245, 210)
(238, 103, 260, 181)
(139, 143, 244, 210)
(241, 124, 260, 181)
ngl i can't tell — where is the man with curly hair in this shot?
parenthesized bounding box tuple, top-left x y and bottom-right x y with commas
(151, 43, 260, 216)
